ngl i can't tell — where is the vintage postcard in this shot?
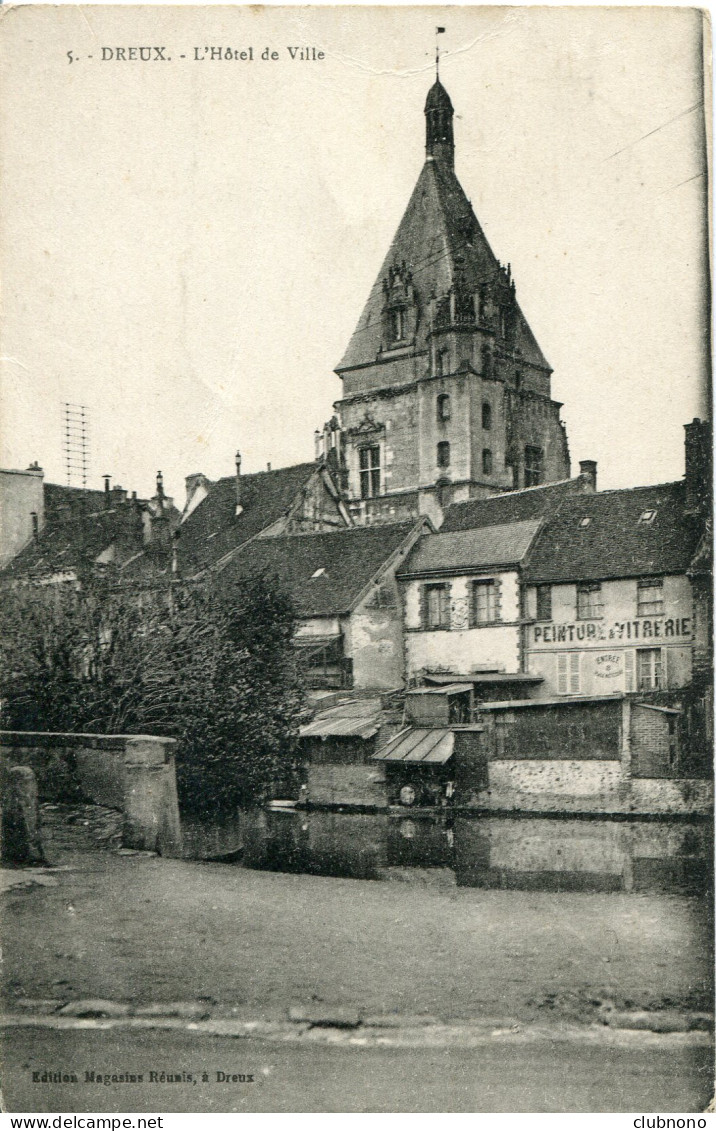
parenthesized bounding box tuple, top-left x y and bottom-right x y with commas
(0, 5, 712, 1116)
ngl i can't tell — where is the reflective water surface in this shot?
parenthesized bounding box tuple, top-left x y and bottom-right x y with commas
(183, 807, 712, 894)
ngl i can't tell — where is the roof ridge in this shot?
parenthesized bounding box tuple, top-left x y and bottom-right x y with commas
(562, 480, 683, 500)
(214, 460, 318, 485)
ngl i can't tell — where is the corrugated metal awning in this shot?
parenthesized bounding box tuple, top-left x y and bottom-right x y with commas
(424, 671, 543, 685)
(300, 697, 382, 740)
(373, 728, 454, 764)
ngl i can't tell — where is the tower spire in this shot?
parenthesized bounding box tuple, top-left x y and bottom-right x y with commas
(425, 70, 454, 168)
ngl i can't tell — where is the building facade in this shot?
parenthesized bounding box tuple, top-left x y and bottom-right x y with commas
(317, 77, 571, 526)
(523, 475, 706, 702)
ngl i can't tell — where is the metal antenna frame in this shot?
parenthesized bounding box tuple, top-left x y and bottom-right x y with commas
(62, 402, 90, 487)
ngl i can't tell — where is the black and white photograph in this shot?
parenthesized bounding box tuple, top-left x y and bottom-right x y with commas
(0, 5, 712, 1115)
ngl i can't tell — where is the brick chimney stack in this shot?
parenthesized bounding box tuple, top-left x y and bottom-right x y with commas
(684, 418, 712, 514)
(579, 460, 597, 492)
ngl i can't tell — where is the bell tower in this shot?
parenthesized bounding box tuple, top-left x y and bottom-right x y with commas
(319, 77, 571, 526)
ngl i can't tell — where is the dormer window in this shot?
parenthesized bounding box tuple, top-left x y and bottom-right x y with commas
(311, 567, 326, 579)
(638, 510, 657, 525)
(578, 517, 591, 528)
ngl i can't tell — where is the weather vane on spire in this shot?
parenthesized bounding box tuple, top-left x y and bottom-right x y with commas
(435, 26, 445, 79)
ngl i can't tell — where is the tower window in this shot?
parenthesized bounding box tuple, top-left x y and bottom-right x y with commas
(359, 446, 380, 499)
(482, 402, 492, 430)
(524, 445, 543, 487)
(437, 393, 451, 421)
(482, 448, 493, 475)
(390, 308, 405, 343)
(436, 349, 449, 377)
(437, 441, 451, 468)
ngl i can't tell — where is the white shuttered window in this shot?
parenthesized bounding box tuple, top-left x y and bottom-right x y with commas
(557, 652, 581, 695)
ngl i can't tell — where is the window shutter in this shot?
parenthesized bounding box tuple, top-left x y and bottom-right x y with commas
(624, 649, 635, 692)
(569, 652, 580, 693)
(442, 583, 451, 629)
(557, 653, 568, 694)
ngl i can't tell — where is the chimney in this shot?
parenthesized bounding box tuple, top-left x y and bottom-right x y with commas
(156, 471, 165, 509)
(171, 529, 180, 575)
(31, 512, 39, 541)
(579, 460, 597, 492)
(235, 451, 243, 516)
(103, 475, 111, 508)
(267, 462, 271, 472)
(684, 418, 712, 514)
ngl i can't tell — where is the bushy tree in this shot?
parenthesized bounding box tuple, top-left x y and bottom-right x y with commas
(0, 573, 305, 811)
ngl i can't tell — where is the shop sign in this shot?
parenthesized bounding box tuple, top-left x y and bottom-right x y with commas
(532, 617, 691, 646)
(594, 653, 623, 678)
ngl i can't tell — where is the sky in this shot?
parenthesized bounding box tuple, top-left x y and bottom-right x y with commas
(0, 5, 709, 505)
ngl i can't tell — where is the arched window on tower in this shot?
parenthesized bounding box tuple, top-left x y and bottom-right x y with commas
(482, 402, 492, 430)
(437, 393, 451, 422)
(437, 441, 451, 468)
(482, 448, 493, 475)
(390, 308, 405, 343)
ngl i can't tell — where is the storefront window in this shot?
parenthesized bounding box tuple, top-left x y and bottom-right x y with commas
(637, 648, 664, 691)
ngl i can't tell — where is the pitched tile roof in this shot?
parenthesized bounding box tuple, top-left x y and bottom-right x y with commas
(397, 519, 542, 578)
(177, 462, 322, 576)
(440, 477, 588, 533)
(217, 522, 420, 617)
(0, 505, 146, 580)
(43, 482, 110, 523)
(524, 482, 702, 583)
(337, 158, 549, 374)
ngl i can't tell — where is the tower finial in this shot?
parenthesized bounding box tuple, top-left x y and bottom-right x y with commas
(425, 61, 454, 168)
(435, 26, 445, 80)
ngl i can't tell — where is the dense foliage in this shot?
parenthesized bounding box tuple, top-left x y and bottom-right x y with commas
(0, 575, 305, 811)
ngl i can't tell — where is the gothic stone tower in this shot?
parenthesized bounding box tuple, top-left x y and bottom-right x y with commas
(323, 78, 571, 526)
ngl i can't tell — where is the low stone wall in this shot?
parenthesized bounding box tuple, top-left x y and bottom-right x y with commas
(472, 761, 712, 816)
(0, 731, 182, 856)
